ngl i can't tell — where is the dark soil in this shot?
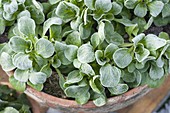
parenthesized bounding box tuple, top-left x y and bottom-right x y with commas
(43, 72, 66, 98)
(145, 24, 170, 35)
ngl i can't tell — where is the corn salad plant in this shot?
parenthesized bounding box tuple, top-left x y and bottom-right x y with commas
(0, 0, 170, 106)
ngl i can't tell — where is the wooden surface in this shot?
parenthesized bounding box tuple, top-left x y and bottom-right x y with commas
(117, 76, 170, 113)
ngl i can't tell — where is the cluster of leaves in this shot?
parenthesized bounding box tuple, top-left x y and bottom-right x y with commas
(0, 0, 170, 106)
(0, 85, 31, 113)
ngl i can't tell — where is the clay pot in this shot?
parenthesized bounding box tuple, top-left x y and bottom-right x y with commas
(0, 68, 151, 113)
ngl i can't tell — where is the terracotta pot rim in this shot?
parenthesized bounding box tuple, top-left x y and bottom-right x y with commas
(25, 83, 149, 109)
(6, 71, 150, 109)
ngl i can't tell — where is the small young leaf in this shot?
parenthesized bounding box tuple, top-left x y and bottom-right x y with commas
(35, 38, 55, 58)
(113, 48, 132, 68)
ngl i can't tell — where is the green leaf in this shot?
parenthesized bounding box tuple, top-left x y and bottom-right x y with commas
(122, 70, 136, 83)
(9, 36, 32, 53)
(141, 72, 165, 88)
(64, 70, 83, 85)
(64, 45, 78, 62)
(52, 55, 61, 68)
(77, 43, 95, 63)
(49, 0, 61, 5)
(108, 84, 129, 95)
(29, 72, 47, 85)
(144, 34, 167, 51)
(75, 92, 90, 105)
(9, 76, 26, 92)
(135, 43, 150, 62)
(27, 81, 43, 91)
(132, 33, 145, 45)
(111, 2, 123, 15)
(35, 38, 55, 58)
(100, 64, 120, 87)
(95, 0, 112, 12)
(17, 10, 31, 19)
(162, 3, 170, 18)
(93, 94, 106, 107)
(14, 69, 29, 82)
(18, 17, 36, 37)
(90, 33, 100, 49)
(55, 1, 80, 23)
(84, 0, 95, 10)
(89, 76, 104, 94)
(156, 44, 169, 68)
(149, 63, 164, 80)
(3, 0, 18, 14)
(58, 51, 72, 65)
(65, 31, 81, 47)
(40, 64, 52, 78)
(134, 3, 147, 17)
(73, 59, 81, 68)
(104, 43, 118, 59)
(79, 23, 92, 40)
(124, 0, 138, 9)
(80, 63, 95, 75)
(27, 5, 45, 24)
(42, 17, 62, 36)
(13, 53, 32, 70)
(2, 107, 19, 113)
(0, 18, 5, 35)
(129, 70, 142, 87)
(71, 16, 82, 30)
(64, 85, 89, 98)
(113, 48, 132, 68)
(0, 52, 15, 71)
(148, 1, 164, 17)
(105, 32, 124, 46)
(95, 50, 107, 66)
